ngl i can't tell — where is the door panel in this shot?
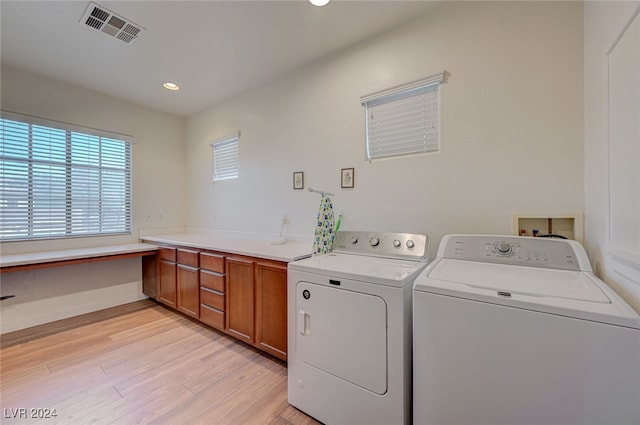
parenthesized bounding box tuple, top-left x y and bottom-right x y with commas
(256, 261, 288, 360)
(226, 257, 254, 342)
(177, 264, 199, 318)
(158, 259, 176, 308)
(296, 281, 387, 394)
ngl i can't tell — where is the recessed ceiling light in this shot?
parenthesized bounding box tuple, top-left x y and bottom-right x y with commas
(309, 0, 330, 6)
(163, 82, 180, 91)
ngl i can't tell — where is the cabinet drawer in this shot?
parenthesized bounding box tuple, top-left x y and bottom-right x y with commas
(200, 270, 225, 292)
(200, 287, 224, 311)
(159, 247, 176, 262)
(200, 252, 225, 273)
(177, 249, 199, 267)
(200, 304, 225, 330)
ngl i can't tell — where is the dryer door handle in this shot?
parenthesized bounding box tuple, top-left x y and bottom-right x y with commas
(298, 310, 308, 335)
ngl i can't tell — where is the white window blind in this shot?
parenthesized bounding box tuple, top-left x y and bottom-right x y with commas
(361, 72, 445, 160)
(0, 112, 132, 241)
(211, 133, 239, 181)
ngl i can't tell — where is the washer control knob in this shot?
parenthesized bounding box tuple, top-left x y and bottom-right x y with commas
(393, 239, 401, 248)
(496, 241, 512, 255)
(369, 237, 380, 247)
(406, 240, 415, 249)
(350, 236, 358, 244)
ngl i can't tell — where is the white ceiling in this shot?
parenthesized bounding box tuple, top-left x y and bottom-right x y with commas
(1, 1, 438, 117)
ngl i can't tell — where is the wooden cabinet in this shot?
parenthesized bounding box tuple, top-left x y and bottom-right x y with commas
(200, 252, 225, 330)
(177, 265, 199, 318)
(255, 260, 288, 360)
(225, 256, 288, 360)
(226, 256, 255, 344)
(176, 249, 199, 319)
(158, 247, 177, 308)
(142, 242, 290, 361)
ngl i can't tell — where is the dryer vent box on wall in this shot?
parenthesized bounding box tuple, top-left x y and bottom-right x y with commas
(512, 214, 584, 243)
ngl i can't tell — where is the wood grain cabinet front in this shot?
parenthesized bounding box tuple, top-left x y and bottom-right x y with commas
(200, 252, 224, 273)
(199, 252, 226, 330)
(200, 287, 224, 311)
(200, 304, 225, 330)
(175, 249, 200, 318)
(255, 260, 288, 360)
(177, 264, 199, 318)
(225, 256, 288, 361)
(225, 256, 255, 344)
(158, 248, 177, 308)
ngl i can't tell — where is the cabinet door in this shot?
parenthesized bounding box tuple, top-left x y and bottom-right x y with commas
(255, 260, 288, 360)
(225, 257, 255, 343)
(177, 264, 199, 318)
(158, 259, 177, 308)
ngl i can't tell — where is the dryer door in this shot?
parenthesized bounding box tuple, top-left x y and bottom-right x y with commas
(295, 281, 388, 394)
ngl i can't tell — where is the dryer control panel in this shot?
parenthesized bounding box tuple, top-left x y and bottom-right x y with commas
(438, 234, 592, 271)
(333, 231, 429, 260)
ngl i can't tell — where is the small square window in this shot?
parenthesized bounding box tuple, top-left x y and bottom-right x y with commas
(361, 72, 445, 161)
(211, 133, 239, 181)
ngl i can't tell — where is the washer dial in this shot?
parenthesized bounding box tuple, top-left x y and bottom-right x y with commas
(496, 241, 512, 255)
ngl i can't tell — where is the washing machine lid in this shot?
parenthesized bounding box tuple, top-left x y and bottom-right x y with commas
(426, 259, 609, 302)
(415, 258, 640, 329)
(289, 252, 428, 287)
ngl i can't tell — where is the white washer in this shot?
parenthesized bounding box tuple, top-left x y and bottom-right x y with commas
(413, 234, 640, 425)
(288, 231, 430, 425)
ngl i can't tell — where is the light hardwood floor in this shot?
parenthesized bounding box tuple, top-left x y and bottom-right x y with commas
(0, 300, 320, 425)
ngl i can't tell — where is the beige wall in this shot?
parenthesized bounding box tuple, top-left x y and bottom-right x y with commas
(186, 1, 585, 253)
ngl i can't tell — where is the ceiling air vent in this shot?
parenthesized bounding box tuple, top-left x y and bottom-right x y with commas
(80, 2, 145, 45)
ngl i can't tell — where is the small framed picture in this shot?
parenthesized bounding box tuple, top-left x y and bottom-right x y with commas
(341, 168, 354, 188)
(293, 171, 304, 190)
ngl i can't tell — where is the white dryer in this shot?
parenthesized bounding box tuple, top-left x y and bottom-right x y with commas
(288, 231, 430, 425)
(413, 234, 640, 425)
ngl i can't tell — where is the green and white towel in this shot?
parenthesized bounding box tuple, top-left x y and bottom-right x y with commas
(312, 195, 335, 256)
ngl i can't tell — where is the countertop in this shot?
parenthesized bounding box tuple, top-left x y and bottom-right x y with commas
(140, 232, 313, 263)
(0, 243, 159, 268)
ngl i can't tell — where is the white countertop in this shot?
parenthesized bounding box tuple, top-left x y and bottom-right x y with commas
(140, 232, 313, 263)
(0, 243, 159, 268)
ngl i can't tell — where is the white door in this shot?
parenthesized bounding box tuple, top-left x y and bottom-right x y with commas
(295, 281, 388, 394)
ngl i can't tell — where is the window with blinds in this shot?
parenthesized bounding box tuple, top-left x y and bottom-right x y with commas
(0, 112, 132, 241)
(211, 133, 239, 181)
(361, 72, 445, 161)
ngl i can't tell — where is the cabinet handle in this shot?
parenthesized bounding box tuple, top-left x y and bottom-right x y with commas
(298, 310, 307, 336)
(201, 286, 223, 296)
